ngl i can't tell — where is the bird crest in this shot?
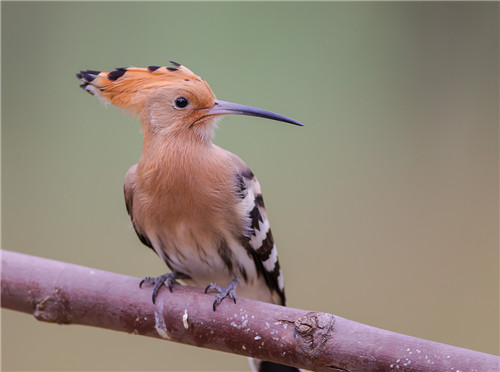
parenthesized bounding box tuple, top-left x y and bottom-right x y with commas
(76, 61, 209, 114)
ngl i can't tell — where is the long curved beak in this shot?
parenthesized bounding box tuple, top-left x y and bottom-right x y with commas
(205, 100, 303, 126)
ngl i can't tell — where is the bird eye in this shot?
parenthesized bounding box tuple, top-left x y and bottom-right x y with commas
(175, 97, 189, 108)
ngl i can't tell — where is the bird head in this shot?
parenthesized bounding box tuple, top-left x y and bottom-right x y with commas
(77, 62, 302, 142)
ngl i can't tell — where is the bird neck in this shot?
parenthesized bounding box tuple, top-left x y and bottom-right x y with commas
(140, 113, 217, 146)
(139, 121, 213, 173)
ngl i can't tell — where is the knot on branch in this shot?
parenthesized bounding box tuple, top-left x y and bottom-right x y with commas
(33, 288, 72, 324)
(294, 312, 335, 358)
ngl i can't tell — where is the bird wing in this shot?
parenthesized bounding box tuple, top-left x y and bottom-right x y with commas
(235, 165, 287, 306)
(124, 164, 155, 251)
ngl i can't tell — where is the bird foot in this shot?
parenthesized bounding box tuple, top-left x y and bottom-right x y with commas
(140, 273, 179, 304)
(205, 278, 240, 311)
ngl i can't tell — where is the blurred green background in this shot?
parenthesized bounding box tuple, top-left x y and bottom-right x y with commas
(2, 2, 498, 371)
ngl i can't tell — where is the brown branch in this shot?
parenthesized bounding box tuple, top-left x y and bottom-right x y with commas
(1, 249, 498, 371)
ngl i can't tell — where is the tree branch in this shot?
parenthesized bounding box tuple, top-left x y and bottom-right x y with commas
(1, 249, 498, 371)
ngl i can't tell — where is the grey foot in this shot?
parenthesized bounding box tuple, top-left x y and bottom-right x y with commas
(205, 278, 240, 311)
(140, 272, 179, 304)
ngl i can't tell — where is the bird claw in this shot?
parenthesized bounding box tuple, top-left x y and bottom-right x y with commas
(139, 273, 179, 304)
(205, 278, 239, 311)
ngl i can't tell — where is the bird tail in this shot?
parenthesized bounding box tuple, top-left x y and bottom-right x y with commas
(250, 358, 303, 372)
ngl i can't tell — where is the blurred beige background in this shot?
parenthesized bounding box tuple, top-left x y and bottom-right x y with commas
(2, 2, 498, 371)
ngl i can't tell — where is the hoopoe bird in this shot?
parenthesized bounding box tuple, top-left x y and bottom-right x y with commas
(77, 62, 303, 372)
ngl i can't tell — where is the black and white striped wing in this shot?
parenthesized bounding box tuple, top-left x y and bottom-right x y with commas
(237, 168, 286, 306)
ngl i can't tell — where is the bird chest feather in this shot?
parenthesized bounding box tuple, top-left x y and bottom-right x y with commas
(135, 138, 242, 237)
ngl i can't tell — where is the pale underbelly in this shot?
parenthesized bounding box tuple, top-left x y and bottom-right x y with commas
(145, 224, 274, 303)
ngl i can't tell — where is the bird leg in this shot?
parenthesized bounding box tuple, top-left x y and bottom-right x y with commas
(205, 278, 240, 312)
(139, 272, 179, 304)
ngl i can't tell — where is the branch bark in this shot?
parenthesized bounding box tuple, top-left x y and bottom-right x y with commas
(1, 249, 498, 372)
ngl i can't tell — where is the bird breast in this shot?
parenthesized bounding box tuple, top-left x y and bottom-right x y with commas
(135, 142, 242, 238)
